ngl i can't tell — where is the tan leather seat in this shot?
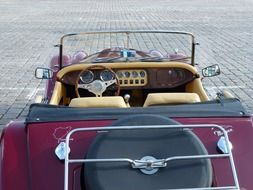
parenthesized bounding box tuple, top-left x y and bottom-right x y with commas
(69, 96, 128, 108)
(143, 93, 201, 107)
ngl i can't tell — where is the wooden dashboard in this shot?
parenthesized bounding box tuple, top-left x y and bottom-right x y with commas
(61, 67, 196, 90)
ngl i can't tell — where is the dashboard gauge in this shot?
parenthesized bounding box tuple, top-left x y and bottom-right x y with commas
(117, 71, 124, 78)
(100, 70, 114, 81)
(124, 71, 130, 78)
(80, 70, 94, 83)
(139, 71, 146, 77)
(132, 71, 139, 78)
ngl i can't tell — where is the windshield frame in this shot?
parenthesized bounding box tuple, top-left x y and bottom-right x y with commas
(57, 30, 196, 69)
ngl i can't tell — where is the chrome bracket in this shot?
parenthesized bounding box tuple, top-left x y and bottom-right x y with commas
(55, 142, 70, 160)
(217, 136, 233, 154)
(132, 156, 167, 175)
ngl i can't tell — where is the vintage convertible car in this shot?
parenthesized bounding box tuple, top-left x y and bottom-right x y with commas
(1, 31, 252, 190)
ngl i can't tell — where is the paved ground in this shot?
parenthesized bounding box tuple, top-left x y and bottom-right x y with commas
(0, 0, 253, 130)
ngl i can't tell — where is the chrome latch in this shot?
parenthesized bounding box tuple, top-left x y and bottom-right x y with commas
(217, 136, 233, 154)
(55, 142, 70, 160)
(132, 156, 167, 175)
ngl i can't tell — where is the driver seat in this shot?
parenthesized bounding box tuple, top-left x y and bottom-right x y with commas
(69, 96, 128, 108)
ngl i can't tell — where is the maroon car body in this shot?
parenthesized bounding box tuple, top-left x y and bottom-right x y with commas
(1, 31, 252, 190)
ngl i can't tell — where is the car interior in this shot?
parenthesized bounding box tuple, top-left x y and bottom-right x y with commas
(48, 61, 209, 108)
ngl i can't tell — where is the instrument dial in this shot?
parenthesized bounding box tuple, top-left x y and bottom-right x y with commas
(80, 70, 94, 83)
(117, 71, 124, 78)
(132, 71, 139, 78)
(139, 71, 146, 77)
(124, 71, 130, 78)
(100, 70, 114, 81)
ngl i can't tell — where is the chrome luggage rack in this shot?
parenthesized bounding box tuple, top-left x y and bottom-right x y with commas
(63, 124, 240, 190)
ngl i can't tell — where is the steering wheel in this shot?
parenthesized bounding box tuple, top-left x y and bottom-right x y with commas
(75, 65, 120, 97)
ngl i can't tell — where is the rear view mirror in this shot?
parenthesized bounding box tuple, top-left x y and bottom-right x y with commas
(35, 67, 53, 79)
(202, 64, 220, 77)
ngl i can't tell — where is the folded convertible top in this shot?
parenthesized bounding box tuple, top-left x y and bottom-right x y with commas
(26, 98, 249, 123)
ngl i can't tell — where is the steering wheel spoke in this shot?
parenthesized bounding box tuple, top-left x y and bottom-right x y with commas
(104, 78, 117, 87)
(78, 83, 90, 90)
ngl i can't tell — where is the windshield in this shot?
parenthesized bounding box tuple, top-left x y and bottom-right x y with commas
(59, 31, 195, 67)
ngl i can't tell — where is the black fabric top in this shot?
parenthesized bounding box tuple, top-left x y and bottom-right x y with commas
(26, 98, 249, 123)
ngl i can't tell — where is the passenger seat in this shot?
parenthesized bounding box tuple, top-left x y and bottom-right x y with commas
(143, 93, 201, 107)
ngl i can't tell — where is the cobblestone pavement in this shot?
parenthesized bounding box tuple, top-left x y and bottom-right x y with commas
(0, 0, 253, 129)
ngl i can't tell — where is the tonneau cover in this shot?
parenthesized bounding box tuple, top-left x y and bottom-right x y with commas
(26, 98, 249, 123)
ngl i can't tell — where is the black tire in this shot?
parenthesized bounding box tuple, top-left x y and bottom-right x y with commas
(85, 114, 212, 190)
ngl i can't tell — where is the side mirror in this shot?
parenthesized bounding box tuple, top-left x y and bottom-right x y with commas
(35, 67, 53, 79)
(202, 64, 220, 77)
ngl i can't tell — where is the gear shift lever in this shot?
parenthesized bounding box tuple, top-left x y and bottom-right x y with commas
(124, 94, 130, 106)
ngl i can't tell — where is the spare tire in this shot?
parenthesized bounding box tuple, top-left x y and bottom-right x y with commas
(85, 115, 212, 190)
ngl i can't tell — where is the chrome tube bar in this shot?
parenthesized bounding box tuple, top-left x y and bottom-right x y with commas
(68, 158, 134, 164)
(60, 30, 194, 44)
(64, 124, 240, 190)
(160, 186, 237, 190)
(68, 154, 229, 165)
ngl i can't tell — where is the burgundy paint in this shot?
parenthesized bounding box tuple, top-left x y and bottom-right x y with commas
(1, 117, 253, 190)
(0, 121, 30, 190)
